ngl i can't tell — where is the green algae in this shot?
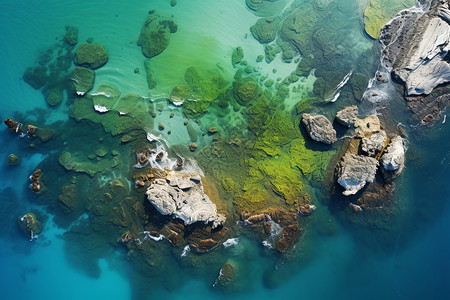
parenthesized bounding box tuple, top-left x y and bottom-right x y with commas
(364, 0, 415, 39)
(138, 12, 177, 58)
(169, 66, 228, 117)
(58, 150, 121, 177)
(70, 83, 152, 135)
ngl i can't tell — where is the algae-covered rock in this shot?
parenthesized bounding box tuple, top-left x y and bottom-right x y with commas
(23, 66, 48, 90)
(216, 260, 237, 287)
(232, 46, 244, 66)
(46, 87, 64, 106)
(91, 84, 121, 110)
(363, 0, 415, 39)
(18, 213, 42, 240)
(233, 79, 261, 106)
(351, 72, 368, 101)
(74, 43, 109, 69)
(58, 184, 78, 213)
(144, 59, 157, 89)
(64, 25, 79, 46)
(138, 12, 177, 58)
(58, 151, 121, 177)
(250, 17, 281, 44)
(169, 67, 228, 117)
(70, 67, 95, 96)
(186, 124, 198, 142)
(7, 154, 20, 166)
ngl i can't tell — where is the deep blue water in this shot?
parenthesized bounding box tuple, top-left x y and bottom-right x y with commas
(0, 0, 449, 299)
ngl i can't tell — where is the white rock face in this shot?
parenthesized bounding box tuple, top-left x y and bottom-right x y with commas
(337, 154, 379, 196)
(380, 136, 406, 181)
(397, 17, 450, 95)
(146, 171, 225, 228)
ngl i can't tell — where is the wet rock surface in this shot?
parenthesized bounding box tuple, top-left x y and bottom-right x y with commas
(301, 113, 337, 144)
(335, 105, 358, 127)
(241, 208, 300, 253)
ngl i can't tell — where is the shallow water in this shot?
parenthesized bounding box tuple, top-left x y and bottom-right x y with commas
(0, 0, 449, 299)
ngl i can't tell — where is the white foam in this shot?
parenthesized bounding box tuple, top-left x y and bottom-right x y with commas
(181, 245, 190, 257)
(94, 105, 109, 113)
(223, 238, 239, 248)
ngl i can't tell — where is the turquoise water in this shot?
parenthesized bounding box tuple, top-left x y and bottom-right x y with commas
(0, 0, 449, 299)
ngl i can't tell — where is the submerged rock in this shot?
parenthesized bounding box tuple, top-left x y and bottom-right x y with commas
(146, 171, 226, 228)
(380, 136, 405, 181)
(23, 66, 48, 90)
(215, 260, 237, 287)
(250, 17, 280, 44)
(70, 66, 95, 95)
(64, 25, 79, 46)
(337, 154, 379, 196)
(232, 46, 244, 66)
(138, 12, 177, 58)
(74, 43, 109, 70)
(301, 113, 337, 144)
(335, 105, 358, 127)
(7, 154, 20, 166)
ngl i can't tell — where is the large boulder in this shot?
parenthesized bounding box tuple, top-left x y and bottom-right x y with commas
(74, 43, 108, 69)
(337, 154, 379, 196)
(146, 171, 226, 228)
(380, 136, 405, 181)
(335, 105, 358, 127)
(301, 113, 337, 144)
(138, 12, 177, 58)
(361, 130, 387, 157)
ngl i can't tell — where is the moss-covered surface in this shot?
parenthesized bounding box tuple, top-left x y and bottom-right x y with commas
(363, 0, 415, 39)
(169, 67, 228, 117)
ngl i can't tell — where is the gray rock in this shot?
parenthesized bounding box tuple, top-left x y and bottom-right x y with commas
(301, 113, 337, 144)
(361, 131, 387, 156)
(146, 171, 226, 228)
(380, 1, 450, 96)
(337, 154, 379, 196)
(380, 136, 405, 181)
(335, 105, 358, 127)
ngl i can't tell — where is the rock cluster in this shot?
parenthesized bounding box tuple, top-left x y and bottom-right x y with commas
(146, 171, 226, 228)
(301, 113, 337, 144)
(30, 169, 43, 192)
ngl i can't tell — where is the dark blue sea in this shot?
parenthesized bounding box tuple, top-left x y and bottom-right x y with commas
(0, 0, 449, 299)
